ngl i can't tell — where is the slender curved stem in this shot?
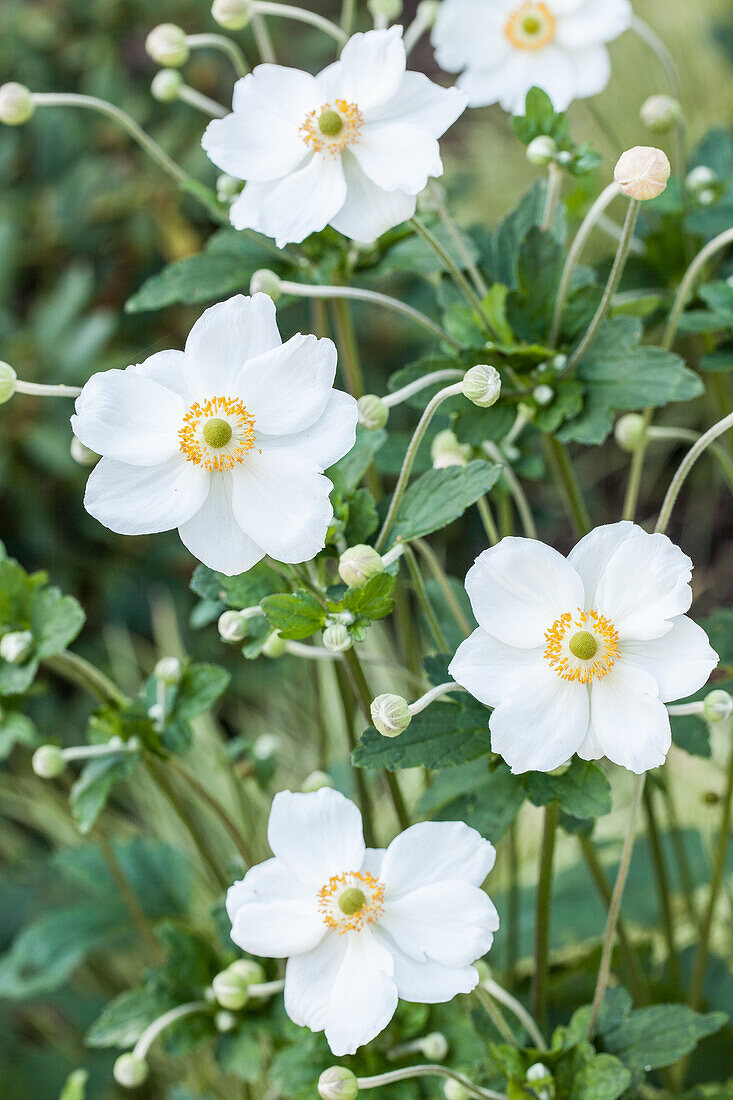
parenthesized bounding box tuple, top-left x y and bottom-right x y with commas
(542, 436, 591, 536)
(428, 182, 489, 299)
(185, 33, 248, 77)
(249, 8, 276, 62)
(330, 297, 365, 398)
(533, 802, 558, 1030)
(98, 834, 160, 963)
(630, 16, 681, 98)
(146, 758, 229, 890)
(409, 681, 465, 716)
(252, 2, 347, 45)
(166, 756, 254, 865)
(485, 442, 539, 538)
(541, 163, 563, 231)
(385, 370, 465, 408)
(410, 217, 493, 334)
(477, 496, 500, 544)
(357, 1065, 508, 1100)
(340, 0, 356, 35)
(413, 539, 473, 637)
(643, 785, 682, 992)
(403, 547, 449, 651)
(45, 651, 129, 708)
(404, 9, 431, 55)
(475, 987, 517, 1044)
(655, 411, 733, 534)
(177, 84, 228, 118)
(14, 380, 82, 397)
(647, 426, 733, 492)
(133, 1001, 209, 1060)
(483, 978, 547, 1051)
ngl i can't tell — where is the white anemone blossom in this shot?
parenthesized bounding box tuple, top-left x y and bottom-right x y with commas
(226, 788, 499, 1055)
(201, 27, 466, 247)
(71, 294, 357, 576)
(449, 522, 718, 775)
(432, 0, 632, 113)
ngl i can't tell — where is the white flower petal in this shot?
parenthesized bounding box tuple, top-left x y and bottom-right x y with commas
(556, 0, 632, 48)
(590, 663, 670, 773)
(621, 616, 718, 703)
(378, 931, 480, 1002)
(227, 857, 324, 957)
(449, 628, 544, 708)
(567, 521, 640, 607)
(284, 933, 348, 1031)
(457, 52, 533, 112)
(595, 531, 693, 641)
(72, 369, 184, 466)
(178, 472, 264, 576)
(267, 789, 366, 885)
(232, 449, 333, 563)
(369, 72, 467, 137)
(432, 1, 510, 71)
(133, 350, 191, 402)
(256, 390, 358, 470)
(329, 27, 406, 115)
(183, 294, 281, 400)
(576, 723, 605, 761)
(84, 456, 208, 536)
(465, 537, 585, 649)
(353, 121, 442, 194)
(324, 928, 397, 1056)
(523, 45, 578, 112)
(226, 858, 311, 920)
(330, 151, 416, 242)
(381, 879, 499, 967)
(565, 43, 611, 99)
(231, 155, 347, 247)
(380, 820, 496, 899)
(490, 665, 589, 773)
(235, 333, 337, 436)
(362, 847, 386, 878)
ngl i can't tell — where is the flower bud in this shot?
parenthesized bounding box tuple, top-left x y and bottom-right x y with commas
(698, 188, 716, 206)
(640, 94, 682, 134)
(250, 269, 282, 301)
(217, 173, 242, 203)
(533, 384, 554, 407)
(526, 135, 557, 166)
(218, 609, 250, 644)
(418, 1032, 449, 1061)
(443, 1081, 470, 1100)
(703, 689, 733, 724)
(70, 436, 98, 466)
(368, 0, 403, 19)
(614, 146, 670, 201)
(145, 24, 189, 68)
(253, 732, 281, 760)
(318, 1067, 359, 1100)
(0, 361, 17, 405)
(151, 68, 183, 103)
(215, 1009, 239, 1032)
(416, 0, 440, 26)
(32, 744, 67, 779)
(526, 1063, 555, 1099)
(339, 544, 384, 589)
(551, 353, 567, 373)
(229, 958, 266, 986)
(462, 364, 501, 408)
(302, 769, 334, 793)
(371, 693, 411, 738)
(357, 393, 389, 431)
(0, 83, 35, 126)
(431, 429, 472, 469)
(212, 967, 250, 1010)
(614, 413, 646, 452)
(686, 165, 717, 194)
(263, 631, 288, 658)
(212, 0, 252, 30)
(113, 1054, 149, 1089)
(323, 623, 352, 653)
(154, 656, 183, 685)
(0, 630, 33, 664)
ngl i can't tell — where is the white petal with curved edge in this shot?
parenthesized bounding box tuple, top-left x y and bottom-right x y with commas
(362, 848, 386, 878)
(621, 616, 718, 703)
(72, 369, 184, 466)
(576, 723, 605, 761)
(284, 933, 348, 1031)
(257, 390, 358, 471)
(235, 334, 337, 435)
(178, 472, 264, 576)
(449, 628, 545, 708)
(183, 295, 281, 399)
(565, 43, 612, 99)
(380, 820, 496, 899)
(455, 52, 533, 111)
(595, 531, 693, 641)
(226, 858, 313, 923)
(522, 45, 579, 112)
(327, 27, 406, 115)
(84, 456, 208, 535)
(489, 665, 590, 773)
(324, 928, 397, 1056)
(464, 537, 584, 648)
(369, 72, 467, 137)
(330, 151, 416, 242)
(568, 521, 640, 607)
(590, 662, 671, 773)
(232, 449, 333, 563)
(267, 789, 366, 885)
(557, 0, 632, 47)
(133, 350, 191, 402)
(230, 895, 325, 958)
(381, 880, 499, 967)
(232, 155, 347, 247)
(432, 0, 509, 71)
(353, 122, 442, 194)
(376, 930, 480, 1002)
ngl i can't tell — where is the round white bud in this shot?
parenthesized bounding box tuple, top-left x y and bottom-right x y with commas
(338, 545, 384, 589)
(614, 146, 671, 201)
(614, 413, 646, 453)
(212, 0, 252, 30)
(526, 1063, 555, 1100)
(527, 1063, 552, 1082)
(551, 353, 568, 373)
(703, 689, 733, 724)
(555, 150, 573, 167)
(253, 732, 281, 760)
(250, 268, 282, 300)
(0, 83, 35, 126)
(154, 656, 183, 685)
(416, 1, 440, 28)
(113, 1053, 149, 1089)
(229, 958, 266, 986)
(357, 393, 389, 431)
(70, 436, 98, 466)
(367, 0, 403, 18)
(323, 624, 352, 653)
(32, 744, 67, 779)
(145, 24, 189, 68)
(217, 173, 241, 203)
(0, 630, 33, 664)
(151, 68, 183, 103)
(263, 631, 288, 659)
(318, 1067, 359, 1100)
(640, 94, 682, 134)
(526, 135, 557, 166)
(698, 188, 716, 206)
(301, 769, 334, 793)
(215, 1009, 239, 1032)
(419, 1032, 449, 1061)
(685, 165, 717, 194)
(431, 429, 472, 469)
(462, 364, 501, 408)
(218, 609, 249, 644)
(0, 361, 17, 404)
(533, 384, 554, 407)
(443, 1081, 471, 1100)
(212, 967, 249, 1010)
(370, 693, 411, 738)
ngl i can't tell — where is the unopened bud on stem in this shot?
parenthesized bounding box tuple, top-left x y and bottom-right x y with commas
(462, 364, 501, 408)
(302, 769, 334, 792)
(703, 689, 733, 724)
(614, 146, 670, 201)
(218, 609, 250, 644)
(0, 630, 33, 664)
(338, 545, 384, 589)
(145, 24, 189, 68)
(32, 744, 67, 779)
(212, 967, 250, 1010)
(113, 1053, 149, 1089)
(371, 694, 411, 738)
(0, 361, 17, 403)
(0, 83, 35, 125)
(151, 68, 183, 103)
(318, 1067, 359, 1100)
(212, 0, 252, 30)
(154, 656, 183, 685)
(640, 94, 682, 134)
(250, 269, 281, 300)
(323, 624, 352, 653)
(357, 394, 389, 430)
(614, 413, 646, 452)
(526, 135, 557, 166)
(431, 429, 471, 468)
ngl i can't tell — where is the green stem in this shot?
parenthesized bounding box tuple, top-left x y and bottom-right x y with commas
(477, 496, 500, 545)
(98, 833, 161, 964)
(357, 1065, 508, 1100)
(484, 977, 547, 1050)
(146, 758, 228, 891)
(659, 777, 701, 934)
(648, 426, 733, 493)
(541, 163, 563, 231)
(249, 8, 276, 62)
(403, 547, 449, 651)
(185, 32, 249, 76)
(655, 411, 733, 534)
(428, 182, 489, 298)
(485, 442, 538, 539)
(252, 2, 346, 45)
(334, 660, 377, 846)
(542, 436, 592, 536)
(330, 298, 366, 397)
(475, 987, 517, 1045)
(45, 651, 128, 708)
(413, 538, 472, 637)
(166, 756, 254, 866)
(643, 785, 682, 993)
(532, 802, 558, 1030)
(410, 217, 494, 334)
(506, 823, 520, 989)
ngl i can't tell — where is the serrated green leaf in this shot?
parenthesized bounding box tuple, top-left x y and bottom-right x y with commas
(353, 697, 492, 770)
(261, 591, 325, 640)
(524, 758, 612, 820)
(190, 561, 286, 608)
(418, 758, 524, 841)
(87, 985, 175, 1048)
(604, 1005, 728, 1072)
(344, 487, 379, 544)
(341, 572, 395, 621)
(31, 587, 85, 658)
(567, 1054, 631, 1100)
(217, 1030, 264, 1082)
(389, 460, 501, 544)
(70, 750, 139, 834)
(333, 425, 386, 492)
(512, 87, 570, 146)
(175, 663, 230, 718)
(506, 226, 564, 342)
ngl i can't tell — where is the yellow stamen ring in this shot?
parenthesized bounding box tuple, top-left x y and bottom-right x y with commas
(301, 99, 363, 156)
(505, 2, 556, 50)
(179, 395, 256, 472)
(318, 871, 384, 933)
(544, 608, 620, 684)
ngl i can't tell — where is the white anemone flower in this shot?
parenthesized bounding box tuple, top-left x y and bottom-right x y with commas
(201, 27, 466, 247)
(432, 0, 632, 113)
(226, 788, 499, 1056)
(71, 294, 357, 576)
(449, 523, 718, 774)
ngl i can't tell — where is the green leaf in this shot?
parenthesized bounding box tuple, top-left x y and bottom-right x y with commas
(567, 1054, 631, 1100)
(375, 220, 480, 278)
(389, 460, 501, 544)
(217, 1030, 264, 1083)
(344, 487, 379, 545)
(512, 87, 570, 146)
(0, 711, 38, 758)
(353, 697, 493, 770)
(506, 226, 564, 343)
(524, 758, 612, 821)
(332, 425, 386, 492)
(482, 181, 565, 287)
(70, 750, 139, 834)
(418, 758, 525, 842)
(58, 1070, 89, 1100)
(261, 591, 325, 640)
(87, 985, 175, 1048)
(175, 663, 230, 718)
(190, 561, 286, 609)
(31, 587, 85, 658)
(341, 573, 395, 621)
(604, 1005, 728, 1072)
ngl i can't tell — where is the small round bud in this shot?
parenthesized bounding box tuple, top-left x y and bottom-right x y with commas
(70, 436, 98, 466)
(357, 393, 389, 431)
(263, 631, 288, 659)
(367, 0, 403, 18)
(640, 94, 682, 134)
(685, 165, 717, 194)
(253, 732, 281, 760)
(145, 24, 189, 68)
(551, 353, 567, 373)
(323, 624, 352, 653)
(212, 967, 249, 1010)
(443, 1081, 470, 1100)
(703, 689, 733, 724)
(462, 364, 501, 408)
(339, 545, 384, 589)
(556, 150, 573, 167)
(318, 1067, 359, 1100)
(417, 0, 440, 26)
(151, 68, 183, 103)
(614, 146, 670, 201)
(431, 429, 472, 469)
(371, 693, 411, 738)
(526, 135, 557, 166)
(250, 269, 282, 300)
(698, 188, 716, 206)
(0, 630, 33, 664)
(0, 83, 35, 126)
(32, 744, 66, 779)
(229, 958, 266, 986)
(0, 361, 17, 404)
(212, 0, 252, 31)
(533, 384, 554, 407)
(217, 173, 242, 203)
(154, 656, 183, 685)
(419, 1032, 449, 1061)
(614, 413, 646, 453)
(215, 1009, 239, 1032)
(218, 609, 249, 644)
(113, 1054, 149, 1089)
(301, 769, 334, 793)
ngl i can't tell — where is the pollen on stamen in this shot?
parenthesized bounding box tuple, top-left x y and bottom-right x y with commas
(504, 2, 556, 50)
(543, 608, 620, 684)
(318, 871, 384, 934)
(179, 395, 256, 472)
(300, 99, 363, 156)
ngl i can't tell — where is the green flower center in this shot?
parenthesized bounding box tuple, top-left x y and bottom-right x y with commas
(318, 109, 343, 136)
(568, 630, 598, 661)
(202, 418, 232, 448)
(523, 14, 541, 33)
(338, 887, 367, 916)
